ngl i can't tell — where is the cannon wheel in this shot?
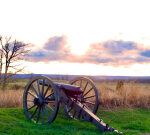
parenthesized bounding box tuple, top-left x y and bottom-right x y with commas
(63, 77, 100, 120)
(23, 76, 60, 124)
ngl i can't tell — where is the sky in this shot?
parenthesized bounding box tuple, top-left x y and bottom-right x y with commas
(0, 0, 150, 76)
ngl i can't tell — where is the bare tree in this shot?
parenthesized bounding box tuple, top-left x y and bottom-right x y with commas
(0, 36, 3, 82)
(0, 36, 29, 90)
(0, 50, 3, 82)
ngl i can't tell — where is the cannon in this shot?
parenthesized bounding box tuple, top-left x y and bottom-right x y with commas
(23, 76, 122, 134)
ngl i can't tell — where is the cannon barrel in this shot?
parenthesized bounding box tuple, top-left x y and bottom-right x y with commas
(39, 80, 83, 95)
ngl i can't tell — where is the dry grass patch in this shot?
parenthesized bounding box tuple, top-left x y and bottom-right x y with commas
(98, 82, 150, 109)
(0, 90, 23, 108)
(0, 81, 150, 109)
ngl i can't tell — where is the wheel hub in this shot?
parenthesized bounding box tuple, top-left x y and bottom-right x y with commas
(80, 96, 86, 103)
(34, 98, 44, 106)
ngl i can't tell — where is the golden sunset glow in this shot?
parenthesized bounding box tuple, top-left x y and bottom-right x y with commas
(1, 0, 150, 76)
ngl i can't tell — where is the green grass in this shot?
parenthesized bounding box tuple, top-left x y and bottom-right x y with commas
(0, 108, 149, 135)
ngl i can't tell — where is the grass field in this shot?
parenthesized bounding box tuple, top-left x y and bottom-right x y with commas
(0, 108, 149, 135)
(0, 78, 150, 135)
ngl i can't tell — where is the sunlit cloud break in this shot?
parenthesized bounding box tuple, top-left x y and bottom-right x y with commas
(26, 35, 150, 66)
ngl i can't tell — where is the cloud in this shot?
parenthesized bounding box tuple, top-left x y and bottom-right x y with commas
(44, 36, 68, 51)
(140, 50, 150, 57)
(82, 40, 150, 66)
(103, 40, 137, 55)
(26, 37, 150, 66)
(82, 40, 140, 66)
(26, 35, 72, 62)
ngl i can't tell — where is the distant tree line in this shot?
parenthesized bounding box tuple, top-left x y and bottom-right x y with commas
(94, 78, 150, 83)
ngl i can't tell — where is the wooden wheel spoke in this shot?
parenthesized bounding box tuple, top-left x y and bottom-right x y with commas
(41, 79, 45, 97)
(45, 104, 54, 112)
(37, 80, 41, 96)
(45, 92, 54, 99)
(26, 104, 36, 111)
(44, 100, 55, 103)
(83, 87, 93, 97)
(84, 95, 95, 100)
(83, 82, 88, 93)
(43, 85, 51, 98)
(28, 91, 37, 98)
(36, 106, 41, 123)
(31, 85, 39, 97)
(41, 106, 45, 124)
(84, 101, 95, 105)
(43, 105, 50, 120)
(30, 106, 39, 119)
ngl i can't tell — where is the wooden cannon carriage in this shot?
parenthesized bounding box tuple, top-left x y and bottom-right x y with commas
(23, 76, 122, 134)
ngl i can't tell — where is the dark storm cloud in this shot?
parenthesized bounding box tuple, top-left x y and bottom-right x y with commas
(26, 37, 150, 66)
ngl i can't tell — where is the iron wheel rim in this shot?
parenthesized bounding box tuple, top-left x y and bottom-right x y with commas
(23, 76, 59, 124)
(63, 77, 100, 120)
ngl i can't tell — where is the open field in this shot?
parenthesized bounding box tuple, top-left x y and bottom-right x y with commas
(0, 78, 150, 109)
(0, 108, 150, 135)
(0, 78, 150, 135)
(96, 82, 150, 109)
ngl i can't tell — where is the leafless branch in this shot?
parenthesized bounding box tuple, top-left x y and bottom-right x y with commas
(0, 35, 30, 90)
